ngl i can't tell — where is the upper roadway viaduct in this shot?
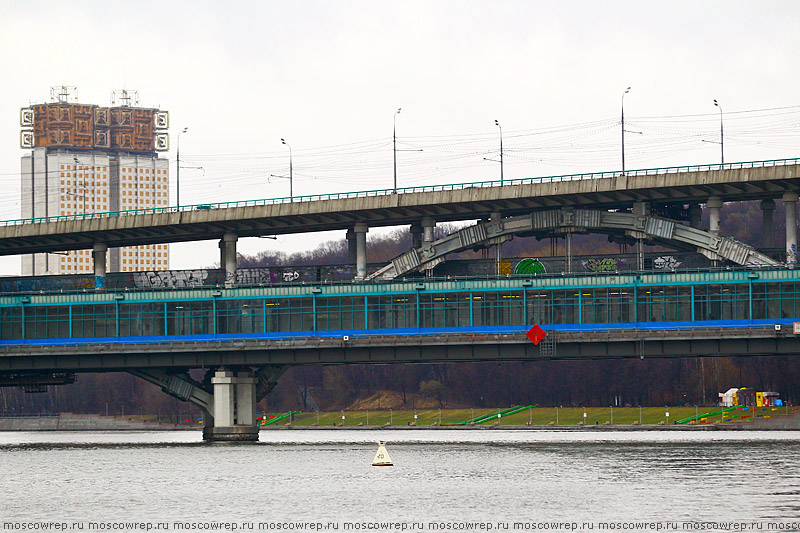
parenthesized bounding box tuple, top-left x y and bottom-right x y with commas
(2, 159, 800, 282)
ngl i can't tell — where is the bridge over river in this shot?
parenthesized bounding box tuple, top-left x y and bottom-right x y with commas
(1, 267, 799, 440)
(3, 158, 800, 439)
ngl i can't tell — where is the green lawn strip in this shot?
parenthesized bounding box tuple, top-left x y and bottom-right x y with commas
(264, 407, 723, 427)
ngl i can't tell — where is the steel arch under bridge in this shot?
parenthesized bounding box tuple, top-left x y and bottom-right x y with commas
(369, 208, 780, 280)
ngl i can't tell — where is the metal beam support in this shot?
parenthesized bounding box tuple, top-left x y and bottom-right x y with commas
(371, 207, 780, 280)
(255, 364, 289, 402)
(128, 369, 214, 420)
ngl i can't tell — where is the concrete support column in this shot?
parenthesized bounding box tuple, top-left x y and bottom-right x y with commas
(211, 369, 236, 427)
(421, 217, 435, 243)
(707, 197, 723, 234)
(784, 192, 798, 267)
(632, 203, 648, 271)
(410, 223, 423, 249)
(565, 232, 573, 274)
(633, 202, 649, 216)
(223, 233, 238, 287)
(92, 243, 107, 290)
(346, 230, 357, 265)
(761, 199, 776, 248)
(688, 204, 702, 229)
(354, 223, 368, 280)
(235, 370, 257, 426)
(205, 368, 260, 442)
(491, 212, 503, 274)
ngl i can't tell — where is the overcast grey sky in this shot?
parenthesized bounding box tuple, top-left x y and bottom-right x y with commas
(2, 1, 799, 273)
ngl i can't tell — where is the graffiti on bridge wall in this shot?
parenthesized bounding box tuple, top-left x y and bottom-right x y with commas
(514, 258, 546, 275)
(122, 266, 352, 288)
(125, 269, 218, 288)
(652, 256, 682, 270)
(582, 258, 624, 272)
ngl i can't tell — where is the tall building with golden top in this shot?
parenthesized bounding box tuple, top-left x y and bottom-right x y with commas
(20, 87, 170, 275)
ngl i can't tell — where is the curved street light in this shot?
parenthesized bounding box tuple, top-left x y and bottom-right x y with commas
(177, 127, 188, 208)
(495, 119, 504, 186)
(281, 137, 293, 198)
(393, 107, 402, 191)
(621, 87, 631, 174)
(713, 99, 724, 165)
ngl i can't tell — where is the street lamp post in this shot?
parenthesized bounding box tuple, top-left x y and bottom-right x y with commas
(393, 107, 402, 191)
(177, 127, 188, 208)
(281, 138, 293, 198)
(621, 87, 631, 174)
(495, 120, 504, 186)
(713, 99, 724, 165)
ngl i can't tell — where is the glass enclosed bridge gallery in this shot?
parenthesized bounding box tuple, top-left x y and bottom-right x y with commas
(1, 268, 799, 345)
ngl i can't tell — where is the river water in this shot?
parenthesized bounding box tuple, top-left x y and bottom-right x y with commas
(1, 430, 799, 531)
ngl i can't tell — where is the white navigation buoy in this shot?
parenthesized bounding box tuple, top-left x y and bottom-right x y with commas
(372, 441, 393, 467)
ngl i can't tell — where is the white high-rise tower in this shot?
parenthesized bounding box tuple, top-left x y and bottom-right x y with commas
(20, 87, 171, 276)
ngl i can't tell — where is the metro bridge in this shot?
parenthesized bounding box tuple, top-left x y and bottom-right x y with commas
(3, 158, 800, 440)
(1, 267, 799, 440)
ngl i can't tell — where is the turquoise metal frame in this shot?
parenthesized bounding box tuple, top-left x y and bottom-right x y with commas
(1, 269, 799, 343)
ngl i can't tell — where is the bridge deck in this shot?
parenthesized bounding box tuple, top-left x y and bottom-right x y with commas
(1, 159, 799, 255)
(0, 325, 796, 372)
(1, 268, 798, 372)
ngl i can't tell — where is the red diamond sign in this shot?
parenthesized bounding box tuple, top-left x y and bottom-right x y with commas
(526, 325, 546, 345)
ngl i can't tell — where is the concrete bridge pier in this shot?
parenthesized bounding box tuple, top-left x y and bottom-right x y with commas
(784, 192, 798, 267)
(491, 212, 503, 273)
(129, 366, 288, 442)
(761, 199, 775, 248)
(632, 203, 649, 270)
(203, 369, 259, 442)
(410, 223, 423, 249)
(92, 243, 107, 290)
(354, 223, 368, 280)
(688, 204, 702, 229)
(707, 197, 723, 234)
(346, 229, 357, 265)
(219, 233, 238, 287)
(421, 217, 435, 243)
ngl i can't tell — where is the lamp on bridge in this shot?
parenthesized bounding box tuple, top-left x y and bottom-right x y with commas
(281, 138, 293, 199)
(391, 107, 422, 191)
(713, 99, 724, 165)
(483, 120, 505, 185)
(621, 87, 631, 175)
(177, 127, 188, 208)
(393, 107, 402, 191)
(495, 120, 504, 186)
(270, 139, 294, 199)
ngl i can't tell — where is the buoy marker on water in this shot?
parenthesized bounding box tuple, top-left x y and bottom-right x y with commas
(372, 441, 393, 467)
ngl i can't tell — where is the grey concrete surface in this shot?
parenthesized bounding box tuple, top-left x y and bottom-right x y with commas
(0, 413, 185, 431)
(1, 163, 799, 255)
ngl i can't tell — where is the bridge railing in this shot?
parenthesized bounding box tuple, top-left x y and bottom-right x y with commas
(0, 262, 787, 297)
(1, 157, 798, 227)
